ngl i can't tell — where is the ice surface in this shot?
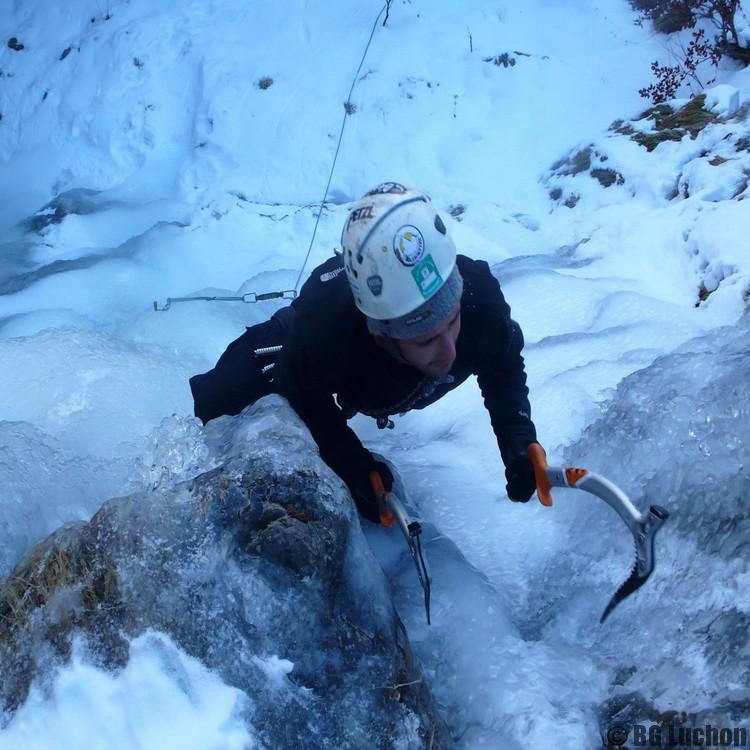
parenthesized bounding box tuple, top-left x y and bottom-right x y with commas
(0, 326, 207, 576)
(1, 0, 750, 747)
(0, 329, 198, 458)
(365, 479, 607, 749)
(0, 421, 128, 577)
(523, 317, 750, 716)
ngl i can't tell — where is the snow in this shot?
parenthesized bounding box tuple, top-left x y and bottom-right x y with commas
(704, 83, 741, 117)
(0, 632, 254, 750)
(1, 0, 749, 747)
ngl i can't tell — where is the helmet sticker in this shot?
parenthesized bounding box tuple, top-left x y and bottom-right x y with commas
(411, 254, 443, 299)
(393, 225, 425, 267)
(367, 275, 383, 296)
(366, 182, 408, 196)
(346, 203, 375, 229)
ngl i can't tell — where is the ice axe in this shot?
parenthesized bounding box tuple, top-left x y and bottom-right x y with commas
(527, 443, 669, 623)
(370, 471, 432, 625)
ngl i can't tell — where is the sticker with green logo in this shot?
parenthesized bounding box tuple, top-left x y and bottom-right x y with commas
(411, 254, 443, 299)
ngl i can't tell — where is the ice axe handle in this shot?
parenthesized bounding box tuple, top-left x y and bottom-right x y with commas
(527, 442, 554, 507)
(369, 470, 396, 527)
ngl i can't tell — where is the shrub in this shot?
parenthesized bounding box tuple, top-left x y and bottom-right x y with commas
(632, 1, 749, 102)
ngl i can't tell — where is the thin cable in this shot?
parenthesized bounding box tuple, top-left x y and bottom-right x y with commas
(293, 2, 388, 293)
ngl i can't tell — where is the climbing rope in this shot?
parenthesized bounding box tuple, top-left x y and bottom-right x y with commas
(292, 1, 389, 294)
(154, 1, 390, 312)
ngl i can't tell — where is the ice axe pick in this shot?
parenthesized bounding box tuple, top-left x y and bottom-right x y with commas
(370, 470, 432, 625)
(527, 443, 669, 623)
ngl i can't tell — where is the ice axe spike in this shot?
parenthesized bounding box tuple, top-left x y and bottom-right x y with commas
(527, 443, 669, 623)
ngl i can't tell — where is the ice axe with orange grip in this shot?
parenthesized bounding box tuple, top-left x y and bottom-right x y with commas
(370, 470, 432, 625)
(526, 443, 669, 623)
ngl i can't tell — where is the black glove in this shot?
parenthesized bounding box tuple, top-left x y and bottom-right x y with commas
(347, 460, 394, 523)
(505, 456, 537, 502)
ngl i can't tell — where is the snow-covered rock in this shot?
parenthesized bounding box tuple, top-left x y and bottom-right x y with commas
(704, 84, 741, 118)
(0, 397, 451, 749)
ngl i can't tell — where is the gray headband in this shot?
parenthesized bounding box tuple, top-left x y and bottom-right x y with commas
(366, 266, 464, 340)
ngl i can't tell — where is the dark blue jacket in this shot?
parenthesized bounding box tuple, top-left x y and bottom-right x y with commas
(271, 253, 537, 490)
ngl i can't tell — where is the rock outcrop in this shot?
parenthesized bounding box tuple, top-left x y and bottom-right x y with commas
(0, 396, 452, 749)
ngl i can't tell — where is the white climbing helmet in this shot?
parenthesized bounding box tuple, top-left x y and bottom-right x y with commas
(341, 182, 457, 321)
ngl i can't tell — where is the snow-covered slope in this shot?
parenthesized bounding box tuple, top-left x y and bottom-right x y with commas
(1, 0, 749, 747)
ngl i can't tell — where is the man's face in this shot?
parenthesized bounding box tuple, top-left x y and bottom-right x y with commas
(396, 304, 461, 377)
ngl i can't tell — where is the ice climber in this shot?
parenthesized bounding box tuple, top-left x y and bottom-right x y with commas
(190, 182, 548, 521)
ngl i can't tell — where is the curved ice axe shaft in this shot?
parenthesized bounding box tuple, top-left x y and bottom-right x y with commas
(527, 444, 669, 623)
(370, 471, 432, 625)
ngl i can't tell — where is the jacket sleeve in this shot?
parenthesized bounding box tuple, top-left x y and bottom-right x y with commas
(273, 332, 376, 490)
(474, 277, 538, 468)
(190, 322, 276, 425)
